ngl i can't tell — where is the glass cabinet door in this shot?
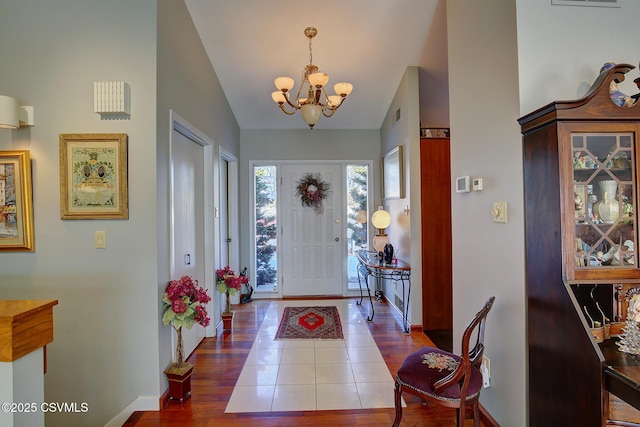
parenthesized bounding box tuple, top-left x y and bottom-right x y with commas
(573, 132, 636, 271)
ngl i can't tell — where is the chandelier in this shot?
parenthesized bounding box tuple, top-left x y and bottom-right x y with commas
(271, 27, 353, 129)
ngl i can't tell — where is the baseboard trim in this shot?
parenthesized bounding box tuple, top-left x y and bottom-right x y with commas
(104, 395, 159, 427)
(480, 402, 501, 426)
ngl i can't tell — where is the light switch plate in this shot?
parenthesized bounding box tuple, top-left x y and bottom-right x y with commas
(492, 202, 507, 223)
(95, 231, 106, 249)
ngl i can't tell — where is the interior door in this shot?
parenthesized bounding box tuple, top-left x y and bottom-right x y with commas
(220, 158, 229, 268)
(172, 129, 206, 357)
(219, 157, 236, 306)
(281, 164, 343, 296)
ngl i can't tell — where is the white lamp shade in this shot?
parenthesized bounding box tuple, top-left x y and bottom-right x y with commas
(275, 76, 295, 92)
(309, 72, 329, 88)
(271, 91, 287, 104)
(0, 95, 19, 129)
(301, 104, 322, 127)
(334, 82, 353, 97)
(327, 95, 341, 107)
(371, 209, 391, 230)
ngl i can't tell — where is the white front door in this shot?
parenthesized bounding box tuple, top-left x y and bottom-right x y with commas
(172, 129, 206, 357)
(281, 164, 344, 296)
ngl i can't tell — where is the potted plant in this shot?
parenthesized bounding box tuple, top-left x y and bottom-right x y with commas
(161, 275, 211, 401)
(216, 266, 248, 332)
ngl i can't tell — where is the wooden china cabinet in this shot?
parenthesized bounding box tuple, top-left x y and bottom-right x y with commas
(519, 63, 640, 426)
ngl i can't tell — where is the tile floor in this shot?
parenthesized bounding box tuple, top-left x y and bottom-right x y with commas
(225, 299, 401, 413)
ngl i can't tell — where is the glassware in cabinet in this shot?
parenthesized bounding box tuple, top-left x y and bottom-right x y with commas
(572, 132, 636, 271)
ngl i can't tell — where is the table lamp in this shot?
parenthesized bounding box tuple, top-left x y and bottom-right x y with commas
(371, 208, 391, 253)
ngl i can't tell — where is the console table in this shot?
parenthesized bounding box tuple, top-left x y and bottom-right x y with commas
(355, 250, 412, 334)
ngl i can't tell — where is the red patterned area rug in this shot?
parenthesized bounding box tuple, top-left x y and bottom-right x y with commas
(274, 306, 344, 340)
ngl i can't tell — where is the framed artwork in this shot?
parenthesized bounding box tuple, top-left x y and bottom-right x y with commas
(0, 150, 35, 251)
(59, 133, 128, 220)
(382, 145, 404, 199)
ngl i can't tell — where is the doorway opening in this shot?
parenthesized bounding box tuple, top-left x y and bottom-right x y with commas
(251, 162, 371, 297)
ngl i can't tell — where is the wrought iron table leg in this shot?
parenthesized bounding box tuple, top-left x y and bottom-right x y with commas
(356, 263, 364, 306)
(401, 276, 411, 334)
(365, 272, 374, 322)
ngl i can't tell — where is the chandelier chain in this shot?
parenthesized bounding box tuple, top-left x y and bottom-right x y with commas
(308, 36, 313, 66)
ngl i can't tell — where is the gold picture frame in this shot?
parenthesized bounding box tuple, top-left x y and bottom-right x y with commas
(382, 145, 404, 199)
(59, 133, 128, 220)
(0, 150, 35, 251)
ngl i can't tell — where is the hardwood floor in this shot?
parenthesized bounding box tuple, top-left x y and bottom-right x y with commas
(124, 298, 488, 426)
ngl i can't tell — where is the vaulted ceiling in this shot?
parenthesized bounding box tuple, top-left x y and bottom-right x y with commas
(184, 0, 447, 130)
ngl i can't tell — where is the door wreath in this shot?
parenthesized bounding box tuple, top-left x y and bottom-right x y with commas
(296, 173, 330, 214)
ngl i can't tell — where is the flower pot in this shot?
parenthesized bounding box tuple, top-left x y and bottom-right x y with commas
(222, 311, 235, 333)
(164, 363, 194, 402)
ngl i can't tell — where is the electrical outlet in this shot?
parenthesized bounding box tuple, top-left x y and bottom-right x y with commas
(481, 356, 490, 388)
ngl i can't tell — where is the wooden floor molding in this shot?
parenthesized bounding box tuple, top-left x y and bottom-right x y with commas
(124, 298, 493, 426)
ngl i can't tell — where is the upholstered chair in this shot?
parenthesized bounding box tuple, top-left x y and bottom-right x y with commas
(392, 296, 495, 427)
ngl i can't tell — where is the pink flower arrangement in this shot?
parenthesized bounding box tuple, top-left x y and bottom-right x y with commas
(162, 275, 211, 330)
(216, 266, 249, 296)
(216, 266, 249, 314)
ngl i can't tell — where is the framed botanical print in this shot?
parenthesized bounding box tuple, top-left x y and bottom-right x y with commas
(382, 145, 404, 199)
(0, 150, 35, 251)
(59, 133, 128, 220)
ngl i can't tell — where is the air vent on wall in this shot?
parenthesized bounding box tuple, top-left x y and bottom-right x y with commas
(552, 0, 619, 7)
(94, 81, 131, 115)
(392, 107, 401, 126)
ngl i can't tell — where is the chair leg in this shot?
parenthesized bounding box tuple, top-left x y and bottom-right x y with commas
(472, 400, 480, 427)
(457, 404, 465, 427)
(392, 380, 403, 427)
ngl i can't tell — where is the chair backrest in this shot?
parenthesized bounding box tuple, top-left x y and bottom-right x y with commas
(433, 296, 495, 398)
(464, 296, 495, 368)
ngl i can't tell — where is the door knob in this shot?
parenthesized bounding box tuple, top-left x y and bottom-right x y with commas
(335, 237, 340, 241)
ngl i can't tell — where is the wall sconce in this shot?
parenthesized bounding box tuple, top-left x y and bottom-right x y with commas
(0, 95, 34, 129)
(371, 207, 391, 253)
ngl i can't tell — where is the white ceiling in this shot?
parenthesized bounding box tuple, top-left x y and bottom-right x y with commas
(184, 0, 444, 130)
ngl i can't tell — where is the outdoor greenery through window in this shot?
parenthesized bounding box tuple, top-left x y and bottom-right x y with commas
(347, 164, 368, 289)
(254, 166, 277, 291)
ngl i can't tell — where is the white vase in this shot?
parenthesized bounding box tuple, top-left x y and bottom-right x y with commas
(597, 180, 619, 224)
